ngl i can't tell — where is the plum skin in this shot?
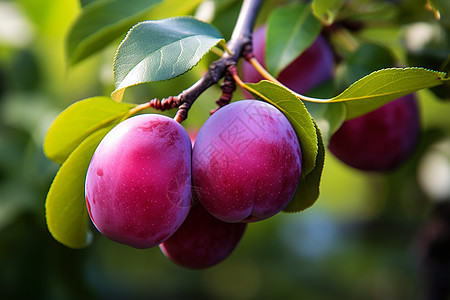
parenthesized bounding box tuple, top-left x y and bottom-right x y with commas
(85, 114, 192, 249)
(192, 100, 302, 223)
(159, 202, 247, 270)
(328, 94, 420, 172)
(242, 25, 334, 94)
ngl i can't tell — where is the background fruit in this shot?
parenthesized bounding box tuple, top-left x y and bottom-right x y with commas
(241, 25, 334, 94)
(85, 114, 192, 248)
(159, 202, 247, 270)
(192, 99, 302, 223)
(328, 94, 420, 171)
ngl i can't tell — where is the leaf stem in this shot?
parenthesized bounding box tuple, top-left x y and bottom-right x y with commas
(210, 47, 224, 57)
(248, 57, 279, 84)
(246, 57, 330, 103)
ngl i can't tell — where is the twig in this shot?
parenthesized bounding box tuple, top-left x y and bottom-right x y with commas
(172, 0, 263, 123)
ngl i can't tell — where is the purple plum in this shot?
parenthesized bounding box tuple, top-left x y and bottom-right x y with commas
(159, 202, 247, 269)
(192, 100, 302, 223)
(328, 94, 420, 171)
(85, 114, 192, 249)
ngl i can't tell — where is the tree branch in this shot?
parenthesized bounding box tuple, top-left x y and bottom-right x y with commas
(173, 0, 263, 123)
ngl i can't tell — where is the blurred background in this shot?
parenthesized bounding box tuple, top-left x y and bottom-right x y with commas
(1, 0, 449, 299)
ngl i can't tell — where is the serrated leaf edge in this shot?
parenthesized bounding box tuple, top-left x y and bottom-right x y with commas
(111, 16, 224, 101)
(331, 67, 447, 102)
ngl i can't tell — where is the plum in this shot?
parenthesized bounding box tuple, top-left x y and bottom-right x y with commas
(159, 202, 247, 269)
(242, 25, 334, 94)
(192, 100, 302, 223)
(328, 94, 420, 172)
(85, 114, 192, 249)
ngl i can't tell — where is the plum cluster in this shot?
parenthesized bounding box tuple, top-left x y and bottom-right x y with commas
(85, 100, 302, 269)
(85, 28, 421, 269)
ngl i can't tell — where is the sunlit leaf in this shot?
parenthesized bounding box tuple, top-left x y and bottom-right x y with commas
(67, 0, 162, 65)
(44, 97, 135, 164)
(246, 80, 318, 177)
(45, 127, 111, 249)
(266, 3, 321, 76)
(284, 122, 324, 213)
(112, 17, 224, 101)
(330, 67, 448, 119)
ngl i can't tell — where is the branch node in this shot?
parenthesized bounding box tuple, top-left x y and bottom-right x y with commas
(174, 100, 190, 123)
(170, 0, 262, 122)
(242, 42, 254, 61)
(210, 69, 237, 114)
(149, 96, 180, 111)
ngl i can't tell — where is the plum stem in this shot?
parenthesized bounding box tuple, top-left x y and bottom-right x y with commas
(247, 57, 279, 84)
(235, 57, 332, 103)
(121, 96, 181, 121)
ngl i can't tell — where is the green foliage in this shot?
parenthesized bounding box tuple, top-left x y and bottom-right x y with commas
(46, 128, 112, 248)
(331, 68, 448, 119)
(266, 3, 321, 76)
(43, 96, 136, 248)
(3, 0, 450, 297)
(246, 81, 319, 177)
(44, 97, 136, 164)
(67, 0, 163, 65)
(336, 43, 396, 90)
(112, 17, 224, 101)
(41, 2, 450, 251)
(312, 0, 345, 25)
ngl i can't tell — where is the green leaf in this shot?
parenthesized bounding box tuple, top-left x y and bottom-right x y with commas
(44, 97, 136, 164)
(330, 67, 448, 119)
(45, 127, 112, 249)
(283, 122, 325, 213)
(246, 81, 318, 177)
(112, 17, 224, 101)
(266, 3, 321, 76)
(67, 0, 163, 65)
(148, 0, 203, 19)
(312, 0, 344, 25)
